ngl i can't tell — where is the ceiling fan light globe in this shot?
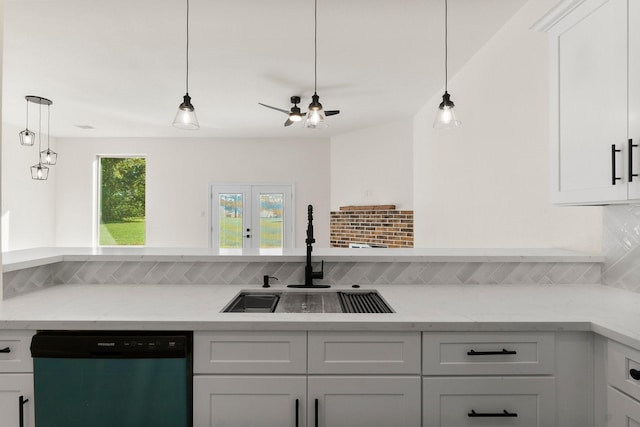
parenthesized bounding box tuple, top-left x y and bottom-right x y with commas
(289, 114, 303, 122)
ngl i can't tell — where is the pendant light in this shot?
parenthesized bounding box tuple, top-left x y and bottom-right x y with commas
(172, 0, 199, 130)
(305, 0, 328, 129)
(40, 99, 58, 165)
(30, 98, 51, 181)
(19, 98, 35, 146)
(433, 0, 461, 129)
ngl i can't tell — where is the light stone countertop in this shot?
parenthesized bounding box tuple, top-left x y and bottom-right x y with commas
(0, 283, 638, 350)
(1, 247, 604, 272)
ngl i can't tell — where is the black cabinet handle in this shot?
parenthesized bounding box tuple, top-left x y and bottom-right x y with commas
(630, 369, 640, 381)
(19, 396, 29, 427)
(613, 144, 622, 185)
(467, 349, 517, 356)
(630, 139, 638, 182)
(468, 409, 518, 418)
(295, 398, 299, 427)
(0, 347, 10, 353)
(314, 398, 319, 427)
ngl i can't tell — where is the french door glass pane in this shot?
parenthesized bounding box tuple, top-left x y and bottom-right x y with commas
(259, 193, 284, 249)
(218, 193, 243, 249)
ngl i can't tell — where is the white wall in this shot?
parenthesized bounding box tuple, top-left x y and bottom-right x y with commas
(412, 0, 602, 251)
(54, 137, 330, 248)
(330, 118, 413, 210)
(1, 123, 57, 251)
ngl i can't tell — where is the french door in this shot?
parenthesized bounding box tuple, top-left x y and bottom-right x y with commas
(211, 184, 293, 250)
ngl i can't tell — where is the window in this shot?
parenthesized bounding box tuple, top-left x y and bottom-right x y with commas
(211, 184, 293, 250)
(98, 157, 146, 246)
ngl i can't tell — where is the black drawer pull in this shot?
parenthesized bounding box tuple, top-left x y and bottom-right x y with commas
(468, 409, 518, 418)
(630, 369, 640, 381)
(19, 396, 29, 427)
(467, 349, 517, 356)
(0, 347, 10, 353)
(630, 139, 638, 182)
(295, 398, 299, 427)
(613, 144, 622, 185)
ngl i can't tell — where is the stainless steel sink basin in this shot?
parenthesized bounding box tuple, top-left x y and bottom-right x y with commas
(223, 290, 393, 313)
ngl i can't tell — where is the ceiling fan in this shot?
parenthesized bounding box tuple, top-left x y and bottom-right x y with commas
(259, 96, 339, 127)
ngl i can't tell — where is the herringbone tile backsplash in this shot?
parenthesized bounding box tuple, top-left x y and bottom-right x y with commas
(3, 259, 602, 299)
(603, 205, 640, 292)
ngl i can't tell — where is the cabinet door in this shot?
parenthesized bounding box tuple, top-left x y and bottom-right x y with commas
(550, 0, 628, 204)
(193, 376, 306, 427)
(308, 376, 421, 427)
(628, 0, 640, 198)
(608, 386, 640, 426)
(0, 374, 34, 427)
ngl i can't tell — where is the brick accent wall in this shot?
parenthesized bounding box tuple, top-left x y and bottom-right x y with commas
(330, 205, 414, 248)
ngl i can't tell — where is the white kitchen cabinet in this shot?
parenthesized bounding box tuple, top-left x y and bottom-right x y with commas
(0, 374, 34, 427)
(538, 0, 639, 204)
(308, 376, 421, 427)
(608, 386, 640, 426)
(193, 376, 306, 427)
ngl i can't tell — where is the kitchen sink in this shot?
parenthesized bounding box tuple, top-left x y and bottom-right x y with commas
(222, 290, 393, 314)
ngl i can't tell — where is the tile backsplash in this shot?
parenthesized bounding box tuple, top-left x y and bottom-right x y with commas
(603, 205, 640, 292)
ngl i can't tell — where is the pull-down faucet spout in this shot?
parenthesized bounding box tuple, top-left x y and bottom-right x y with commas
(288, 205, 329, 288)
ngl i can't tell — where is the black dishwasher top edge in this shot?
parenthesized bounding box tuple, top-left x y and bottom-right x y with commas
(30, 331, 192, 359)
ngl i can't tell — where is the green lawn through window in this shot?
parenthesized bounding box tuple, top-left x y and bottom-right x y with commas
(99, 218, 146, 246)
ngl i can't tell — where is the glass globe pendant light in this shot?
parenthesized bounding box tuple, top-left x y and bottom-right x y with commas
(172, 0, 199, 130)
(433, 0, 461, 130)
(305, 0, 328, 129)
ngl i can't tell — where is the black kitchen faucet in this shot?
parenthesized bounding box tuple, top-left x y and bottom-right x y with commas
(288, 204, 329, 288)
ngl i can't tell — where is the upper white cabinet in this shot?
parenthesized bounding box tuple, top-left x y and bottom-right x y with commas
(537, 0, 639, 204)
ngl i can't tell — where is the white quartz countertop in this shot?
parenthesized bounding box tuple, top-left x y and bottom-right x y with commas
(1, 283, 639, 350)
(1, 247, 604, 272)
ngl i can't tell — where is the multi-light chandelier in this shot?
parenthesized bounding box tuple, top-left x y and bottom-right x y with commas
(19, 95, 57, 180)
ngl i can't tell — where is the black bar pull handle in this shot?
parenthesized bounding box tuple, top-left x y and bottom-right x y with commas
(19, 396, 29, 427)
(630, 139, 638, 182)
(468, 409, 518, 418)
(613, 144, 622, 185)
(315, 398, 319, 427)
(467, 348, 517, 356)
(0, 347, 10, 353)
(295, 398, 299, 427)
(630, 369, 640, 381)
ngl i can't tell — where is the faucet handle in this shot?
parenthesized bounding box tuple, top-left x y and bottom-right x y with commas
(311, 260, 324, 280)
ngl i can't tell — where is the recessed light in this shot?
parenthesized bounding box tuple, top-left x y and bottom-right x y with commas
(75, 125, 95, 129)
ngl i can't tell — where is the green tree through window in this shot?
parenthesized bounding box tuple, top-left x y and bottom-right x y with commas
(99, 157, 146, 245)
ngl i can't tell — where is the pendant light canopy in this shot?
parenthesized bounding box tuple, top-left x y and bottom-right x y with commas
(173, 0, 199, 130)
(433, 0, 461, 130)
(305, 0, 328, 129)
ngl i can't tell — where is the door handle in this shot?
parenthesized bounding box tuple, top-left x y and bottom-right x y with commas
(612, 144, 622, 185)
(314, 398, 319, 427)
(630, 139, 638, 182)
(19, 396, 29, 427)
(0, 347, 10, 353)
(468, 409, 518, 418)
(295, 398, 299, 427)
(467, 349, 517, 356)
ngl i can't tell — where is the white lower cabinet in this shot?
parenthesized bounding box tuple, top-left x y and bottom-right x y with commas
(308, 376, 421, 427)
(608, 386, 640, 426)
(193, 376, 306, 427)
(422, 377, 555, 427)
(0, 374, 34, 427)
(606, 340, 640, 426)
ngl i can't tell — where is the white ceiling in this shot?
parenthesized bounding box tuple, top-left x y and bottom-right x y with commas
(3, 0, 527, 139)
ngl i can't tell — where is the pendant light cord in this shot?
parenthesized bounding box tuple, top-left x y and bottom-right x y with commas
(25, 99, 29, 129)
(185, 0, 190, 93)
(444, 0, 448, 92)
(314, 0, 318, 93)
(37, 102, 42, 154)
(47, 104, 51, 150)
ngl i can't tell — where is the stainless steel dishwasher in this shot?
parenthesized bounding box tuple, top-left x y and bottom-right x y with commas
(30, 331, 192, 427)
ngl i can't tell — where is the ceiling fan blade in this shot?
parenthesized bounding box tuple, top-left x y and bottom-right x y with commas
(258, 103, 290, 115)
(325, 110, 340, 116)
(284, 119, 294, 127)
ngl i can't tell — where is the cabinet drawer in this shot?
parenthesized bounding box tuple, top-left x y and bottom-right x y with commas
(422, 332, 555, 375)
(608, 386, 640, 427)
(193, 331, 306, 374)
(422, 377, 556, 427)
(0, 331, 34, 373)
(308, 331, 421, 374)
(608, 341, 640, 402)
